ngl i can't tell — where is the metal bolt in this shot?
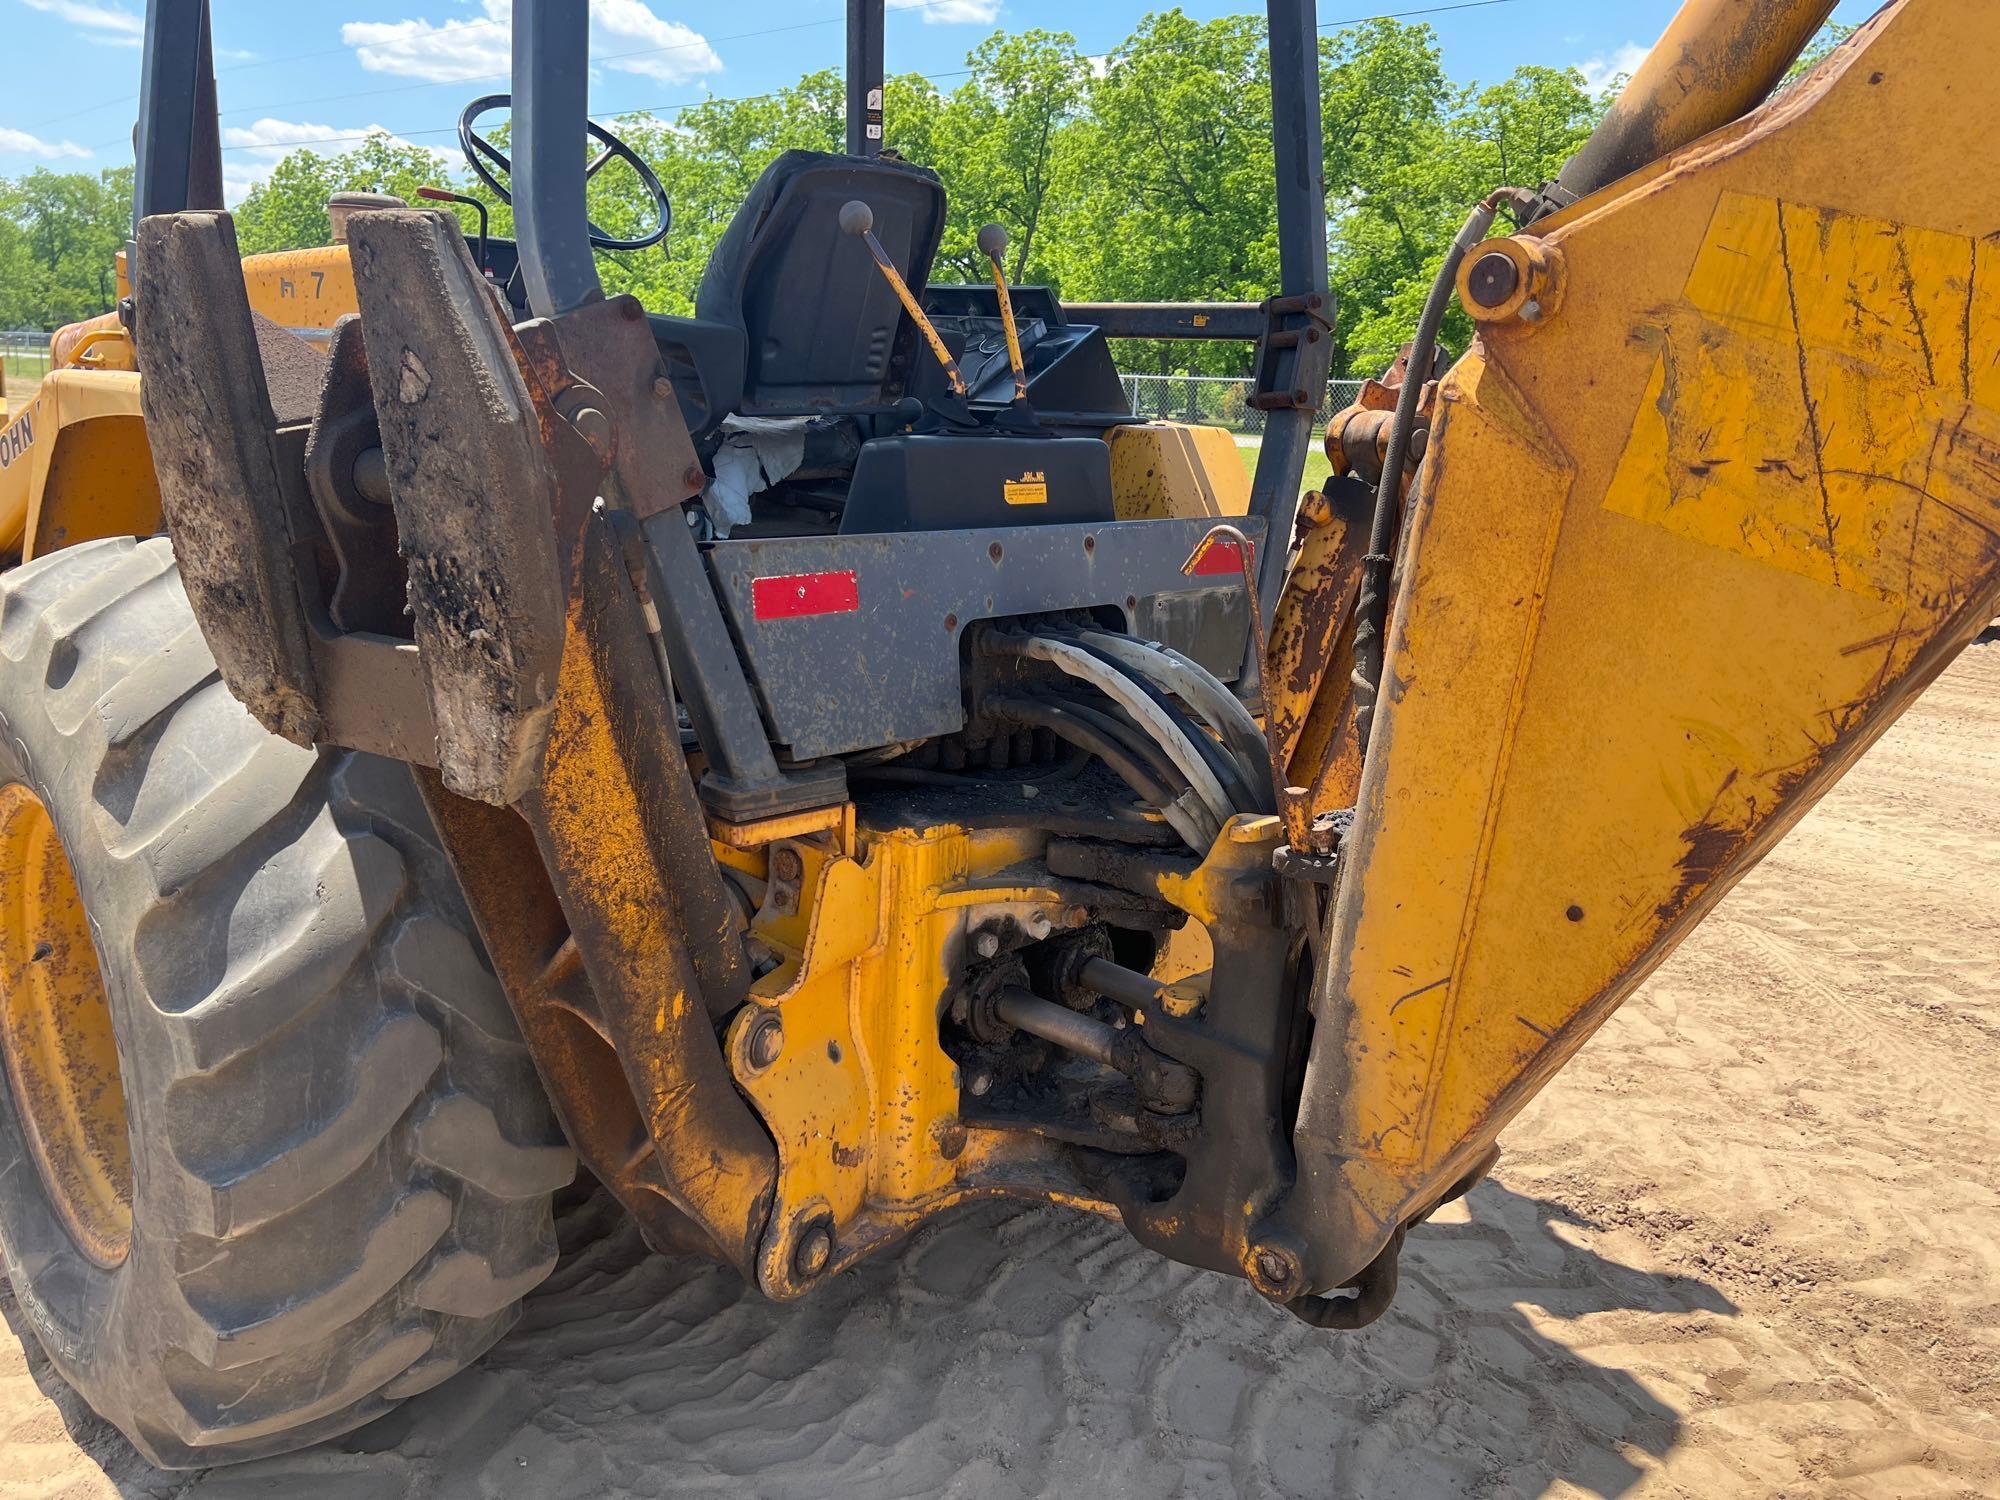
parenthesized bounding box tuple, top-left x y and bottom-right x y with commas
(1467, 250, 1520, 309)
(653, 376, 674, 401)
(771, 846, 804, 883)
(793, 1222, 834, 1280)
(747, 1015, 784, 1069)
(936, 1121, 968, 1160)
(968, 1069, 994, 1097)
(1253, 1247, 1298, 1293)
(1519, 298, 1544, 324)
(974, 931, 1001, 959)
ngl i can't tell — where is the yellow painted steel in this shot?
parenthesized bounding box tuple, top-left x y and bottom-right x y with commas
(0, 244, 364, 562)
(0, 372, 161, 562)
(240, 245, 358, 336)
(1553, 0, 1836, 205)
(1294, 0, 2000, 1282)
(725, 814, 1119, 1297)
(51, 313, 138, 375)
(1107, 422, 1252, 520)
(0, 786, 131, 1269)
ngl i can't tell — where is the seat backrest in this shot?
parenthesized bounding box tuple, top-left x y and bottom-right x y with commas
(694, 150, 946, 414)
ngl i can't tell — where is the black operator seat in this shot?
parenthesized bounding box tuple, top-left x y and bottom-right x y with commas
(693, 149, 946, 414)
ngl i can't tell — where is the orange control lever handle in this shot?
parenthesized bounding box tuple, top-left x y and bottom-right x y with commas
(840, 199, 968, 398)
(977, 222, 1031, 405)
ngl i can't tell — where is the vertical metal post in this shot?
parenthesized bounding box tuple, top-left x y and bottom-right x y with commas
(847, 0, 885, 157)
(1248, 0, 1332, 623)
(514, 0, 605, 317)
(134, 0, 223, 227)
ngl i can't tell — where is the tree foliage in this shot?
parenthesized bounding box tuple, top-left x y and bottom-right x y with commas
(0, 167, 132, 328)
(233, 135, 483, 256)
(3, 12, 1607, 376)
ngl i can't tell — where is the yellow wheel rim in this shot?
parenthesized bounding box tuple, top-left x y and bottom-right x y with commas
(0, 784, 131, 1268)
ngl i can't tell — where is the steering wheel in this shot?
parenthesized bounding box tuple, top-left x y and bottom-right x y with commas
(457, 93, 672, 252)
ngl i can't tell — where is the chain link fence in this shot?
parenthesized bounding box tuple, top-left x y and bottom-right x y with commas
(2, 330, 54, 386)
(1119, 374, 1365, 438)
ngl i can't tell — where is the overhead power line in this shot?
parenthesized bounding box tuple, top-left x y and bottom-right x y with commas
(67, 0, 1534, 159)
(28, 0, 992, 135)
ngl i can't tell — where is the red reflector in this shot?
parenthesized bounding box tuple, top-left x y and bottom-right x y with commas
(1190, 539, 1245, 577)
(752, 570, 860, 620)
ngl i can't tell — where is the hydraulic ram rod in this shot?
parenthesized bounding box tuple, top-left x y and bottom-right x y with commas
(1548, 0, 1838, 210)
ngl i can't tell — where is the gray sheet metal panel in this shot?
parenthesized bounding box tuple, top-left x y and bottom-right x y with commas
(513, 0, 604, 317)
(700, 517, 1264, 760)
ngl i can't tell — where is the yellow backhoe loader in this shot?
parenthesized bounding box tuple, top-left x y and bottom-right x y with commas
(0, 0, 1991, 1468)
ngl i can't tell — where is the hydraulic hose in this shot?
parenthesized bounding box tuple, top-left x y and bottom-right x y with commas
(1008, 636, 1239, 833)
(1349, 198, 1499, 756)
(1043, 695, 1190, 803)
(1062, 637, 1264, 815)
(989, 698, 1215, 851)
(1075, 631, 1275, 811)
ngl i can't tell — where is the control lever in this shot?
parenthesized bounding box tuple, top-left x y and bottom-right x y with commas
(976, 223, 1031, 407)
(839, 199, 969, 398)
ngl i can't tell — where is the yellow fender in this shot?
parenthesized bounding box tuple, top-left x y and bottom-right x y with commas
(0, 370, 160, 563)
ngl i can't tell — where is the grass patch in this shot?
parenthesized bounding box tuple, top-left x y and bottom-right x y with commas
(1236, 439, 1333, 494)
(2, 352, 51, 386)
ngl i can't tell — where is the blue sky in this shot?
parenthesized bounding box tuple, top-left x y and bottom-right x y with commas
(1, 0, 1882, 201)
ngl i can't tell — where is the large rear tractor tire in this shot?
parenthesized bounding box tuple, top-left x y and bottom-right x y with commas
(0, 537, 575, 1466)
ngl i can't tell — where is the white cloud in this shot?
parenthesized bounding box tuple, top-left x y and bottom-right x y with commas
(0, 124, 90, 159)
(1577, 41, 1649, 97)
(222, 116, 451, 163)
(220, 117, 456, 203)
(343, 0, 721, 86)
(918, 0, 1001, 22)
(19, 0, 144, 48)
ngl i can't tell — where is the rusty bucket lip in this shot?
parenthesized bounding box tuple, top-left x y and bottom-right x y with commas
(0, 781, 133, 1270)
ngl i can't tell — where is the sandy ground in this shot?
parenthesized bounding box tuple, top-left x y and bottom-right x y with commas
(1, 642, 1995, 1499)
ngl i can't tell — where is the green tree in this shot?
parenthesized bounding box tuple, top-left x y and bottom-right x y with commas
(0, 166, 132, 327)
(1050, 10, 1279, 377)
(2, 13, 1610, 388)
(1784, 21, 1856, 84)
(1324, 30, 1601, 374)
(922, 31, 1093, 285)
(232, 134, 474, 255)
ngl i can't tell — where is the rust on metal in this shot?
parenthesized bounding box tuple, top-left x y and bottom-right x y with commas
(416, 519, 777, 1273)
(1261, 482, 1371, 846)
